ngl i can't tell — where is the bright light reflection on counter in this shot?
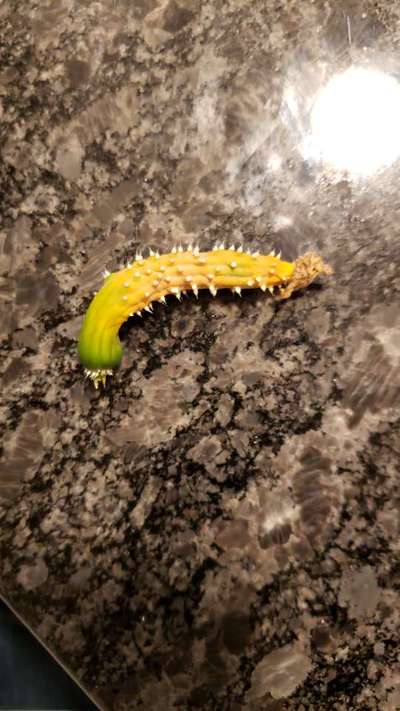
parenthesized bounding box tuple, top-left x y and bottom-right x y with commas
(302, 66, 400, 176)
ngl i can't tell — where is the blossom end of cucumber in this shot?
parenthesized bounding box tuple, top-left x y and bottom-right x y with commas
(276, 252, 333, 300)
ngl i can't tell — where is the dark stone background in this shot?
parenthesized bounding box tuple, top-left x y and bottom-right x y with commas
(1, 0, 400, 709)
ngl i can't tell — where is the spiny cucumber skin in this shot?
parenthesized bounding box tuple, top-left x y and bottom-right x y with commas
(77, 248, 332, 388)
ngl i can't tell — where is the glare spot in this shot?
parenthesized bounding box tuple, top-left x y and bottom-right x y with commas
(303, 66, 400, 176)
(274, 215, 293, 230)
(285, 86, 300, 118)
(267, 154, 283, 171)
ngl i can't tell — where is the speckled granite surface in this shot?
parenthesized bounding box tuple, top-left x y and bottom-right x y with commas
(2, 0, 400, 709)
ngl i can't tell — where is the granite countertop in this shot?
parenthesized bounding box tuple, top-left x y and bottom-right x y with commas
(2, 0, 400, 709)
